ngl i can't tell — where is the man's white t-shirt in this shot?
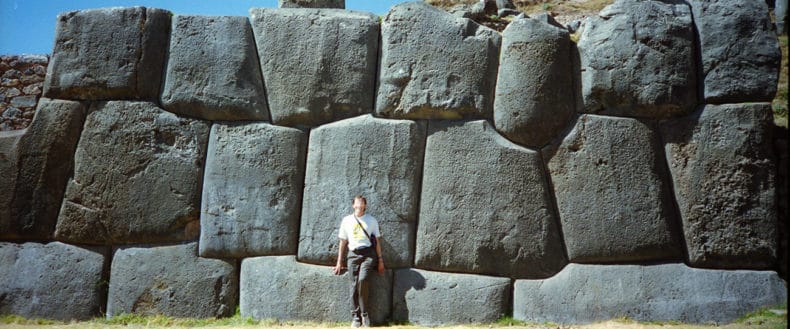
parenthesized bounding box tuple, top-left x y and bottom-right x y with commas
(338, 213, 381, 251)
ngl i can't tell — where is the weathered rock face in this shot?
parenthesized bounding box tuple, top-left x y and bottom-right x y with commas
(661, 103, 777, 269)
(376, 2, 501, 120)
(0, 99, 85, 240)
(107, 242, 237, 318)
(0, 242, 106, 320)
(578, 0, 696, 118)
(514, 263, 788, 324)
(249, 8, 378, 128)
(200, 122, 306, 258)
(392, 268, 511, 326)
(160, 15, 269, 121)
(544, 115, 681, 263)
(416, 120, 566, 278)
(494, 13, 575, 148)
(0, 55, 48, 131)
(55, 101, 209, 245)
(44, 7, 170, 101)
(688, 0, 781, 103)
(278, 0, 345, 8)
(299, 115, 425, 268)
(240, 256, 391, 324)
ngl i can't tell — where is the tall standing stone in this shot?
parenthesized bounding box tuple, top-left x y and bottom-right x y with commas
(0, 242, 106, 320)
(44, 7, 170, 101)
(376, 2, 501, 120)
(107, 242, 237, 318)
(544, 115, 682, 263)
(55, 101, 209, 245)
(298, 115, 426, 269)
(278, 0, 345, 8)
(200, 122, 306, 258)
(416, 120, 566, 278)
(494, 13, 575, 148)
(249, 8, 378, 128)
(160, 15, 269, 121)
(688, 0, 781, 103)
(661, 103, 777, 269)
(578, 0, 696, 118)
(0, 99, 85, 240)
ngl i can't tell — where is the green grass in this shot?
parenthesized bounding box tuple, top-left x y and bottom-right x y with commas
(0, 315, 60, 325)
(773, 35, 788, 127)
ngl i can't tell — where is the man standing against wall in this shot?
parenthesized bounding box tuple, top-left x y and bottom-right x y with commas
(333, 195, 385, 328)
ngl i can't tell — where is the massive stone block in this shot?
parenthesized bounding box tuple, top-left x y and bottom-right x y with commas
(0, 242, 105, 320)
(240, 256, 392, 324)
(107, 242, 237, 318)
(688, 0, 781, 103)
(392, 268, 510, 326)
(544, 115, 681, 263)
(44, 7, 170, 101)
(661, 103, 777, 269)
(55, 101, 209, 245)
(278, 0, 345, 8)
(514, 263, 787, 324)
(249, 8, 378, 128)
(0, 99, 85, 240)
(416, 120, 566, 278)
(494, 13, 575, 148)
(376, 2, 501, 120)
(578, 0, 696, 118)
(299, 115, 425, 268)
(200, 122, 306, 258)
(161, 15, 268, 121)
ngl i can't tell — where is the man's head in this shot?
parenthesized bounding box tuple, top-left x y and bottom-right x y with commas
(352, 195, 367, 215)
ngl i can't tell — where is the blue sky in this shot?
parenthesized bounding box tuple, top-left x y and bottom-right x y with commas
(0, 0, 409, 55)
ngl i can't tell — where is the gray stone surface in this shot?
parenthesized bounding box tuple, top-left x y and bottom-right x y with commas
(578, 0, 696, 118)
(107, 242, 237, 318)
(0, 242, 106, 320)
(689, 0, 781, 103)
(392, 268, 510, 326)
(376, 2, 501, 120)
(161, 15, 269, 121)
(778, 0, 788, 34)
(661, 103, 777, 269)
(44, 7, 170, 101)
(278, 0, 344, 8)
(416, 120, 566, 278)
(299, 115, 425, 268)
(200, 122, 306, 258)
(0, 99, 85, 240)
(494, 13, 575, 148)
(249, 8, 378, 128)
(240, 256, 391, 324)
(514, 263, 788, 324)
(55, 101, 209, 245)
(544, 115, 681, 263)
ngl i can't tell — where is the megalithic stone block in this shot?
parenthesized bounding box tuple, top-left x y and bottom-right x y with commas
(514, 263, 787, 324)
(107, 242, 237, 318)
(240, 256, 392, 324)
(0, 99, 86, 240)
(249, 8, 378, 128)
(544, 115, 682, 263)
(661, 103, 777, 269)
(278, 0, 345, 8)
(416, 120, 566, 279)
(392, 268, 511, 326)
(376, 2, 501, 120)
(0, 242, 106, 320)
(298, 115, 426, 269)
(688, 0, 781, 103)
(578, 0, 697, 118)
(200, 122, 307, 258)
(494, 13, 575, 148)
(44, 7, 170, 101)
(55, 101, 209, 245)
(160, 15, 269, 121)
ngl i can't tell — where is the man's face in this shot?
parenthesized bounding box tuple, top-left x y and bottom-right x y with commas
(353, 198, 366, 213)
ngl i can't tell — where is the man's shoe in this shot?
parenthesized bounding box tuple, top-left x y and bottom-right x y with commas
(361, 313, 370, 327)
(351, 317, 361, 328)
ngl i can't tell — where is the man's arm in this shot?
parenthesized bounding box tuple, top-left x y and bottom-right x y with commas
(333, 239, 348, 275)
(375, 237, 385, 274)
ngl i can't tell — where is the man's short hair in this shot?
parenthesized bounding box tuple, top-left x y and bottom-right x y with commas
(353, 195, 367, 204)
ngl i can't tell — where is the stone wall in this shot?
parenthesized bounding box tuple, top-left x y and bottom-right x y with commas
(0, 0, 787, 325)
(0, 55, 48, 131)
